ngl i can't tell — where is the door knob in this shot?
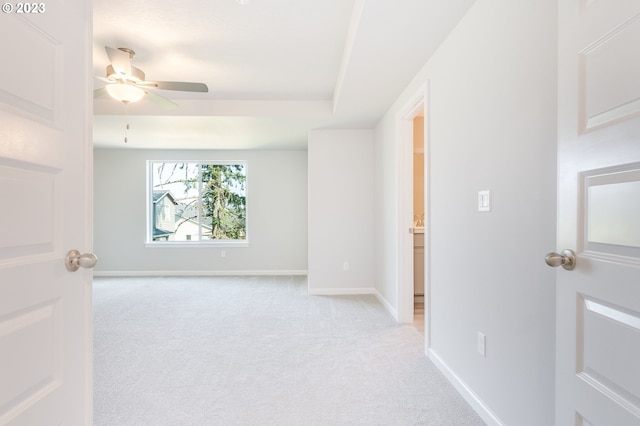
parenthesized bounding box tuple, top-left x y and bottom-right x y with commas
(65, 250, 98, 272)
(544, 249, 576, 271)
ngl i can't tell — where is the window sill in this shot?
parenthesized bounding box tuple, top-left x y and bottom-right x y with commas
(145, 240, 250, 248)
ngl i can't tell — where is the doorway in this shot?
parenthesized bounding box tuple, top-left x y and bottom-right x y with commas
(412, 112, 425, 334)
(396, 84, 428, 350)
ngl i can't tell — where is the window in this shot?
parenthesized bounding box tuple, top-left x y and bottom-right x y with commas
(148, 161, 247, 244)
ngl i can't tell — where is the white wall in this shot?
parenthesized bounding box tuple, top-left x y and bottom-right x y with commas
(94, 148, 308, 274)
(374, 0, 557, 424)
(373, 116, 399, 309)
(308, 130, 375, 294)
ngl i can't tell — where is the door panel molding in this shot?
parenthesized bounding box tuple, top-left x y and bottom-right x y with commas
(579, 162, 640, 263)
(579, 12, 640, 132)
(0, 16, 62, 125)
(0, 164, 61, 260)
(577, 295, 640, 417)
(0, 299, 62, 424)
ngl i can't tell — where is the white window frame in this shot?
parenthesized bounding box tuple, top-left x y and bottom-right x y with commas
(145, 160, 249, 247)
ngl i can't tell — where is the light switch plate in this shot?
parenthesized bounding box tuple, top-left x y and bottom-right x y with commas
(478, 332, 486, 357)
(478, 190, 491, 212)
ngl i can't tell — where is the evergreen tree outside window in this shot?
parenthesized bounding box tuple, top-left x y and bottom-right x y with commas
(148, 161, 247, 243)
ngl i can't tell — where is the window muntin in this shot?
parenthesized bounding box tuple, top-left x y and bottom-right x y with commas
(148, 161, 247, 244)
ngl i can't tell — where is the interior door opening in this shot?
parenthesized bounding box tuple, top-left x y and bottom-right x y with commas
(396, 84, 428, 351)
(412, 112, 425, 334)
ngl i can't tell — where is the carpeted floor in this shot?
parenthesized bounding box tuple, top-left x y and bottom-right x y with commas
(93, 276, 485, 426)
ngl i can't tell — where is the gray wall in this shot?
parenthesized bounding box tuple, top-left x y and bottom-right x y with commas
(307, 129, 375, 294)
(94, 148, 308, 274)
(374, 0, 557, 424)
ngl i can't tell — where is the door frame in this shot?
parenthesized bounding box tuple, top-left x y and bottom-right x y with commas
(395, 83, 429, 349)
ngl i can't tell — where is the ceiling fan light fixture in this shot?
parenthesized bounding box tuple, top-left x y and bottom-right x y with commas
(105, 83, 145, 103)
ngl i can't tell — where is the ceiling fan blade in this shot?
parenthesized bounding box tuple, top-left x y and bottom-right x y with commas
(105, 46, 131, 76)
(143, 81, 208, 92)
(93, 87, 108, 99)
(143, 90, 179, 110)
(95, 76, 111, 83)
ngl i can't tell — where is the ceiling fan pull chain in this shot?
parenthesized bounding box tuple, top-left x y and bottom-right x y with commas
(123, 102, 129, 143)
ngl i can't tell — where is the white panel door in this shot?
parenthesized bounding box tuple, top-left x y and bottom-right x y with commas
(0, 2, 93, 425)
(557, 0, 640, 424)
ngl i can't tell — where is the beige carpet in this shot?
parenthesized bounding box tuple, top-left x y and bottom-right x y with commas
(93, 275, 485, 425)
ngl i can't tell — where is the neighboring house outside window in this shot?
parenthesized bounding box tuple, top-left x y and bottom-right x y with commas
(147, 161, 248, 245)
(152, 190, 177, 241)
(172, 215, 213, 242)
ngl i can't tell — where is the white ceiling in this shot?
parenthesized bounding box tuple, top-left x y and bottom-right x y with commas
(93, 0, 476, 150)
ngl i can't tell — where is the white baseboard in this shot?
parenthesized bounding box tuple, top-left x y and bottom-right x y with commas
(306, 287, 398, 320)
(428, 349, 504, 426)
(93, 270, 308, 277)
(374, 289, 398, 320)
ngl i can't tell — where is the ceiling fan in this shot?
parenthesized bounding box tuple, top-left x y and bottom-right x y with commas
(94, 46, 208, 109)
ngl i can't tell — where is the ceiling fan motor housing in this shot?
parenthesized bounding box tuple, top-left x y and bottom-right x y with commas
(106, 64, 145, 83)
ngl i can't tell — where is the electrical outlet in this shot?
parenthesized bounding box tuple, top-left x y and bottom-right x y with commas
(478, 332, 486, 357)
(343, 261, 349, 271)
